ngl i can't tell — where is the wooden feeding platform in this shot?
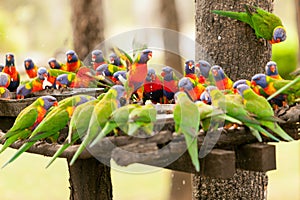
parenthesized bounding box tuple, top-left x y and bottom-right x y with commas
(0, 98, 299, 179)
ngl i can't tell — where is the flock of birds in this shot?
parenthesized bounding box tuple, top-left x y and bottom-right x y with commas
(0, 5, 297, 171)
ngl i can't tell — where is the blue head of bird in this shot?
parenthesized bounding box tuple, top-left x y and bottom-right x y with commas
(0, 64, 4, 72)
(265, 61, 278, 76)
(96, 64, 110, 76)
(91, 49, 104, 63)
(0, 72, 10, 87)
(48, 58, 61, 69)
(185, 60, 195, 74)
(24, 58, 34, 70)
(138, 49, 152, 64)
(251, 73, 267, 89)
(5, 53, 15, 66)
(178, 77, 194, 91)
(161, 66, 174, 81)
(113, 70, 127, 81)
(236, 84, 251, 98)
(271, 26, 287, 44)
(197, 60, 211, 78)
(233, 79, 250, 94)
(40, 96, 58, 110)
(109, 53, 121, 66)
(56, 74, 71, 87)
(146, 68, 156, 82)
(16, 84, 31, 99)
(37, 67, 48, 80)
(66, 50, 78, 63)
(210, 65, 226, 81)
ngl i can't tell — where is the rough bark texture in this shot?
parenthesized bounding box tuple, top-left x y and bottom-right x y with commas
(68, 158, 112, 200)
(193, 0, 273, 199)
(160, 0, 183, 74)
(71, 0, 105, 59)
(195, 0, 273, 81)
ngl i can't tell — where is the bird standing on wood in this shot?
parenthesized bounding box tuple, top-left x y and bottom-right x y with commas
(24, 58, 38, 79)
(65, 50, 83, 72)
(212, 4, 286, 44)
(2, 53, 20, 92)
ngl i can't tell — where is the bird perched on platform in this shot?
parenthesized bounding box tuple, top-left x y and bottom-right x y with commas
(161, 66, 179, 103)
(265, 61, 282, 80)
(48, 58, 66, 70)
(196, 60, 212, 85)
(184, 60, 198, 82)
(2, 95, 95, 168)
(143, 68, 163, 104)
(2, 53, 20, 92)
(236, 84, 293, 141)
(69, 85, 125, 165)
(65, 50, 84, 72)
(91, 49, 106, 70)
(173, 91, 200, 172)
(24, 58, 38, 79)
(0, 96, 58, 154)
(211, 4, 286, 44)
(210, 65, 233, 91)
(178, 77, 205, 102)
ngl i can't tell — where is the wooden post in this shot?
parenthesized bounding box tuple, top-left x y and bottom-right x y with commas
(193, 0, 273, 199)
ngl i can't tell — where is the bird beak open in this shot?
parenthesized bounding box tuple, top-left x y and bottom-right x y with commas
(67, 55, 72, 61)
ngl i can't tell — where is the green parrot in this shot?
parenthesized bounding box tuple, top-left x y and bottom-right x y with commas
(237, 84, 293, 141)
(209, 88, 280, 142)
(0, 96, 58, 154)
(90, 103, 141, 147)
(2, 95, 95, 168)
(69, 85, 125, 166)
(127, 101, 157, 136)
(45, 97, 102, 168)
(212, 4, 286, 44)
(173, 92, 200, 172)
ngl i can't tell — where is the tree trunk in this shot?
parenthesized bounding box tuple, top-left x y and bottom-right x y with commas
(160, 0, 183, 74)
(68, 158, 112, 200)
(296, 0, 300, 66)
(169, 171, 192, 200)
(71, 0, 105, 59)
(193, 0, 273, 199)
(195, 0, 273, 81)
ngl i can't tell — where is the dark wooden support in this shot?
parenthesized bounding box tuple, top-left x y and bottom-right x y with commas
(68, 158, 112, 200)
(236, 143, 276, 172)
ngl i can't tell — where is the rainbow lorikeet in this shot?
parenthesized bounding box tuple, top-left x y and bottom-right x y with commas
(233, 79, 251, 94)
(2, 95, 95, 168)
(184, 60, 198, 83)
(173, 92, 200, 172)
(195, 60, 212, 85)
(2, 53, 20, 92)
(0, 96, 58, 154)
(143, 68, 163, 104)
(265, 61, 282, 80)
(24, 58, 38, 79)
(210, 65, 233, 91)
(112, 70, 127, 85)
(96, 63, 126, 82)
(65, 50, 84, 72)
(109, 53, 127, 69)
(0, 72, 11, 88)
(69, 85, 125, 165)
(251, 73, 300, 104)
(236, 84, 293, 141)
(212, 4, 286, 44)
(48, 58, 66, 70)
(124, 49, 152, 101)
(199, 85, 218, 104)
(91, 49, 107, 70)
(178, 77, 205, 102)
(161, 66, 179, 103)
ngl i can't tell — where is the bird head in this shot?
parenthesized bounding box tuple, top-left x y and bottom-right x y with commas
(16, 84, 32, 99)
(271, 26, 287, 44)
(96, 64, 109, 76)
(161, 66, 173, 81)
(233, 79, 250, 94)
(109, 53, 121, 66)
(48, 58, 60, 69)
(37, 67, 48, 80)
(210, 65, 226, 81)
(92, 49, 104, 63)
(139, 49, 152, 64)
(251, 74, 267, 89)
(236, 84, 250, 97)
(66, 50, 78, 63)
(56, 74, 71, 87)
(265, 61, 278, 76)
(199, 91, 211, 104)
(185, 60, 195, 74)
(40, 96, 58, 110)
(197, 60, 211, 78)
(113, 71, 127, 84)
(0, 72, 11, 87)
(24, 58, 34, 69)
(5, 53, 15, 66)
(178, 77, 194, 91)
(146, 68, 156, 82)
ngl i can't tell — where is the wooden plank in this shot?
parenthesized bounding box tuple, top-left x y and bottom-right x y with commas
(236, 143, 276, 172)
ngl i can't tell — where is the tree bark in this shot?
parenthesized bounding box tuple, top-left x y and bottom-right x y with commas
(160, 0, 183, 74)
(193, 0, 273, 199)
(71, 0, 105, 59)
(195, 0, 273, 81)
(68, 158, 112, 200)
